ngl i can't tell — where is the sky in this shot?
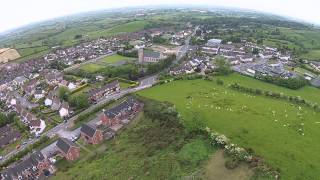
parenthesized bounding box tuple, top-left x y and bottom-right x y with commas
(1, 0, 319, 33)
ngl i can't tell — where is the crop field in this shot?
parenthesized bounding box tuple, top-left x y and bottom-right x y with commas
(138, 74, 320, 179)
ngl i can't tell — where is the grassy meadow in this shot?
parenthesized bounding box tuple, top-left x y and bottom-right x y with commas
(53, 112, 216, 180)
(137, 74, 320, 180)
(79, 54, 136, 73)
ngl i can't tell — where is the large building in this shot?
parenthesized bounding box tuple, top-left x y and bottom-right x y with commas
(138, 49, 166, 63)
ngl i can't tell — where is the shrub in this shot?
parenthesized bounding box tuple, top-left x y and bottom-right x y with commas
(225, 158, 240, 169)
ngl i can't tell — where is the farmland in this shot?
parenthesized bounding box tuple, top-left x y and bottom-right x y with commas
(137, 74, 320, 180)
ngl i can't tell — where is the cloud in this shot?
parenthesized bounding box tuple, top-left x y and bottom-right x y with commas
(0, 0, 319, 33)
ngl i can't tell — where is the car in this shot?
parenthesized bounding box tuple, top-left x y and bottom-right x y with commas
(0, 156, 3, 160)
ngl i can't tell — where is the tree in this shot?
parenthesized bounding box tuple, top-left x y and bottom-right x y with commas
(252, 48, 260, 55)
(214, 56, 232, 75)
(68, 94, 90, 110)
(58, 87, 70, 101)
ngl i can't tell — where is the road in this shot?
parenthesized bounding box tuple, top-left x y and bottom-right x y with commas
(1, 26, 198, 165)
(0, 75, 157, 164)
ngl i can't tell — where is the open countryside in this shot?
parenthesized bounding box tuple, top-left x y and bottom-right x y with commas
(138, 74, 320, 180)
(1, 4, 320, 180)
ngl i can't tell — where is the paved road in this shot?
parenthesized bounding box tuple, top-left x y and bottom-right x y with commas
(0, 75, 157, 165)
(1, 26, 197, 165)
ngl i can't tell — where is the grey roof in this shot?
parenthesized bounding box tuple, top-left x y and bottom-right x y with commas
(104, 97, 138, 118)
(1, 151, 45, 180)
(311, 77, 320, 87)
(81, 123, 96, 138)
(144, 50, 161, 59)
(56, 138, 77, 154)
(88, 80, 119, 97)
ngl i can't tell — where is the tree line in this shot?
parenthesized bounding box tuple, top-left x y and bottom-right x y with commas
(230, 83, 320, 111)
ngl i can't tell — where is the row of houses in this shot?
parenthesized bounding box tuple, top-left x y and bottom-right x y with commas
(88, 80, 120, 102)
(55, 97, 143, 161)
(1, 151, 51, 180)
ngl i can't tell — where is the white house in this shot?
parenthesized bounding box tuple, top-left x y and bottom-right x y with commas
(29, 119, 46, 135)
(68, 82, 77, 90)
(34, 90, 45, 100)
(44, 96, 53, 106)
(59, 102, 70, 118)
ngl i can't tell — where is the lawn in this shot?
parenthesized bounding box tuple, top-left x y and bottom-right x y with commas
(119, 81, 132, 89)
(300, 50, 320, 61)
(79, 64, 102, 73)
(137, 74, 320, 180)
(102, 54, 135, 64)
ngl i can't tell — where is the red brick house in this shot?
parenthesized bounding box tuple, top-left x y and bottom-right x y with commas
(88, 80, 120, 102)
(56, 138, 80, 161)
(100, 97, 143, 127)
(80, 123, 104, 144)
(1, 151, 50, 180)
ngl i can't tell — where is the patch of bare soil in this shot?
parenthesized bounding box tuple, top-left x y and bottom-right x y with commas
(203, 150, 254, 180)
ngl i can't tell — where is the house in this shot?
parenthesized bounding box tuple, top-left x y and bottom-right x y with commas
(239, 55, 254, 63)
(51, 96, 61, 111)
(138, 49, 166, 63)
(29, 120, 46, 135)
(67, 82, 77, 90)
(88, 80, 120, 102)
(0, 151, 50, 180)
(34, 90, 45, 100)
(44, 71, 63, 85)
(56, 138, 80, 161)
(100, 97, 143, 129)
(80, 123, 105, 144)
(13, 76, 27, 86)
(59, 80, 69, 87)
(311, 76, 320, 88)
(59, 102, 70, 118)
(45, 93, 54, 106)
(23, 79, 39, 96)
(206, 39, 222, 46)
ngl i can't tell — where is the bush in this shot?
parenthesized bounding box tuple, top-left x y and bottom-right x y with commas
(225, 158, 240, 169)
(216, 79, 224, 85)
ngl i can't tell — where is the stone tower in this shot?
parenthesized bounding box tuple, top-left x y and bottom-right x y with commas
(138, 48, 144, 63)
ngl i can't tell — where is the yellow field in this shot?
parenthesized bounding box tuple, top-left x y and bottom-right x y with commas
(0, 48, 21, 63)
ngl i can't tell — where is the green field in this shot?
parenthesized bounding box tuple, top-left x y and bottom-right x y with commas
(79, 64, 102, 73)
(102, 54, 135, 64)
(300, 50, 320, 61)
(79, 54, 135, 73)
(137, 74, 320, 179)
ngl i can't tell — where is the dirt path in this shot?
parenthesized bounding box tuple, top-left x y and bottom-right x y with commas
(203, 150, 253, 180)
